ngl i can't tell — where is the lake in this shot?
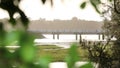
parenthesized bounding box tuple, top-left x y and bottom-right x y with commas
(34, 34, 105, 48)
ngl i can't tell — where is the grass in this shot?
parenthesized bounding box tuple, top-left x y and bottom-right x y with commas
(36, 45, 89, 62)
(36, 45, 63, 50)
(6, 44, 89, 62)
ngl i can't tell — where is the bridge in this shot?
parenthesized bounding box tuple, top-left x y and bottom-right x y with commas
(28, 19, 104, 40)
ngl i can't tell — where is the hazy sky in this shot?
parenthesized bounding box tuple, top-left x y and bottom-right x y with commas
(0, 0, 103, 21)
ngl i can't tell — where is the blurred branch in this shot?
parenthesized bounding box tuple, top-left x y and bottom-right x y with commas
(114, 0, 120, 14)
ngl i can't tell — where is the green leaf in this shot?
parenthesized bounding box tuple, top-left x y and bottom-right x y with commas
(80, 62, 93, 68)
(90, 0, 101, 5)
(20, 45, 35, 62)
(90, 0, 101, 13)
(19, 33, 36, 62)
(38, 56, 52, 68)
(94, 4, 101, 13)
(19, 32, 35, 46)
(80, 2, 86, 9)
(65, 43, 79, 68)
(97, 0, 101, 4)
(4, 31, 20, 45)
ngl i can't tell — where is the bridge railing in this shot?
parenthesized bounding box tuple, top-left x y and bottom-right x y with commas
(28, 29, 103, 34)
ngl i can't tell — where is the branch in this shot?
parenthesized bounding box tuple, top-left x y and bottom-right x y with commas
(114, 0, 120, 14)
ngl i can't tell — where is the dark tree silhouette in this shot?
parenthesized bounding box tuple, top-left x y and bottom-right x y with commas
(0, 0, 29, 26)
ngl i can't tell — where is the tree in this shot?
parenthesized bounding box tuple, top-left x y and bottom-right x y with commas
(80, 0, 120, 68)
(102, 1, 120, 67)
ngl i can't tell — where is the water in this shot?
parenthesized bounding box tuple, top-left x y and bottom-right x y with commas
(34, 34, 104, 48)
(44, 34, 101, 40)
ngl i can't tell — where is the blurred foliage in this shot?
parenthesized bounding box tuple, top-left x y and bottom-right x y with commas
(80, 2, 86, 9)
(80, 0, 114, 13)
(0, 0, 29, 27)
(65, 43, 93, 68)
(80, 0, 102, 13)
(65, 43, 80, 68)
(0, 0, 50, 68)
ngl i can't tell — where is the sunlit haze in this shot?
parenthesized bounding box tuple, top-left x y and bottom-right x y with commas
(0, 0, 103, 21)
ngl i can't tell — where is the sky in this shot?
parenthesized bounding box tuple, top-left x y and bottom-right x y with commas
(0, 0, 103, 21)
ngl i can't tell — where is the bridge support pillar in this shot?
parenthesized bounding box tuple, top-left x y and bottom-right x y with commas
(75, 34, 78, 40)
(102, 34, 105, 40)
(57, 34, 59, 40)
(98, 34, 101, 40)
(79, 34, 82, 44)
(53, 34, 55, 39)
